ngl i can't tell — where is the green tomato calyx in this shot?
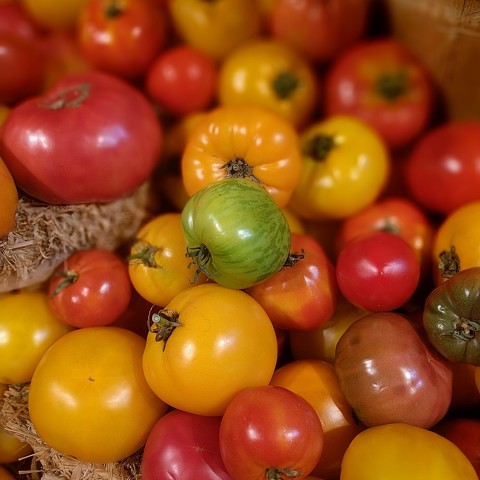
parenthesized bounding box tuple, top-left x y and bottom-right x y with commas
(303, 134, 336, 161)
(376, 70, 409, 101)
(453, 317, 480, 342)
(282, 249, 306, 269)
(266, 467, 303, 480)
(186, 243, 215, 283)
(127, 242, 159, 268)
(222, 158, 260, 184)
(438, 245, 460, 279)
(148, 308, 182, 350)
(38, 83, 91, 110)
(105, 0, 124, 17)
(272, 71, 300, 100)
(50, 270, 79, 297)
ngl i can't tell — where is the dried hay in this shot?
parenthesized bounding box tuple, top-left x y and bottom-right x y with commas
(0, 384, 143, 480)
(0, 182, 152, 293)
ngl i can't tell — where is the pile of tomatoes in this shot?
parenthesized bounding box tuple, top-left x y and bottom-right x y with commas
(1, 1, 480, 479)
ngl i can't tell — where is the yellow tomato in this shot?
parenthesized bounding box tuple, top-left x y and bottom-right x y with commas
(181, 105, 303, 208)
(282, 207, 305, 235)
(0, 156, 17, 238)
(432, 201, 480, 285)
(142, 283, 278, 416)
(218, 39, 318, 128)
(288, 115, 390, 220)
(128, 212, 207, 307)
(340, 423, 478, 480)
(271, 359, 364, 480)
(168, 0, 262, 61)
(0, 290, 73, 385)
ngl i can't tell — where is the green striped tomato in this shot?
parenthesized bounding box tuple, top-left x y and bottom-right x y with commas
(181, 178, 291, 289)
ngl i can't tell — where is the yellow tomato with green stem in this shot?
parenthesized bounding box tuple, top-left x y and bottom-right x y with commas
(288, 115, 390, 220)
(218, 39, 319, 128)
(181, 105, 303, 208)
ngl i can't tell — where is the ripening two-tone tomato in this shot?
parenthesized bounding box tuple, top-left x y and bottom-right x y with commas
(181, 105, 303, 208)
(181, 178, 291, 290)
(142, 283, 278, 416)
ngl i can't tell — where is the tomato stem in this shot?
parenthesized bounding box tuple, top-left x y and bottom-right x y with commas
(438, 245, 460, 279)
(303, 134, 336, 161)
(282, 249, 306, 269)
(186, 243, 214, 282)
(222, 158, 260, 184)
(105, 0, 124, 17)
(266, 467, 303, 480)
(147, 307, 182, 349)
(272, 71, 299, 100)
(38, 83, 91, 110)
(452, 317, 480, 342)
(376, 70, 408, 101)
(50, 270, 79, 297)
(127, 242, 159, 268)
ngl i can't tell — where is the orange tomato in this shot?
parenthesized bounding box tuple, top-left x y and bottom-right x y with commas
(270, 359, 364, 480)
(0, 156, 17, 238)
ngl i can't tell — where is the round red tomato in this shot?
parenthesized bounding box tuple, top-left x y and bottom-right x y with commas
(0, 70, 163, 204)
(145, 44, 217, 117)
(336, 231, 420, 312)
(219, 385, 324, 480)
(324, 38, 435, 150)
(246, 232, 338, 331)
(141, 409, 234, 480)
(404, 121, 480, 215)
(48, 248, 132, 328)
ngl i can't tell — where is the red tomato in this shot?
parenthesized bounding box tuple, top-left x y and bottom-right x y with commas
(404, 121, 480, 215)
(336, 231, 420, 312)
(219, 385, 324, 480)
(47, 248, 132, 328)
(77, 0, 168, 79)
(334, 311, 453, 428)
(145, 44, 217, 117)
(0, 70, 163, 204)
(0, 2, 43, 40)
(267, 0, 371, 63)
(324, 38, 435, 149)
(246, 233, 338, 331)
(141, 409, 234, 480)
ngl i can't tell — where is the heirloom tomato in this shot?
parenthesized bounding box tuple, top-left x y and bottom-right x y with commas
(335, 231, 420, 312)
(0, 156, 17, 238)
(334, 312, 453, 429)
(0, 290, 73, 385)
(324, 38, 435, 149)
(270, 359, 364, 480)
(340, 423, 479, 480)
(28, 327, 168, 464)
(336, 196, 434, 277)
(141, 410, 234, 480)
(288, 115, 390, 220)
(181, 105, 302, 208)
(167, 0, 261, 61)
(405, 122, 480, 216)
(423, 267, 480, 365)
(145, 45, 217, 117)
(77, 0, 167, 80)
(181, 179, 291, 290)
(267, 0, 371, 63)
(0, 70, 163, 204)
(246, 232, 338, 331)
(142, 283, 278, 416)
(47, 248, 132, 328)
(219, 385, 324, 480)
(217, 39, 318, 128)
(432, 201, 480, 285)
(128, 212, 207, 307)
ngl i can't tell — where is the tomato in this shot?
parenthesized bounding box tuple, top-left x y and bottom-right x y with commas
(334, 312, 453, 428)
(340, 423, 479, 480)
(404, 121, 480, 216)
(450, 362, 480, 412)
(288, 294, 368, 364)
(219, 385, 324, 480)
(423, 267, 480, 365)
(0, 155, 17, 238)
(336, 231, 420, 312)
(0, 290, 73, 385)
(28, 326, 168, 464)
(141, 409, 234, 480)
(0, 2, 43, 40)
(47, 248, 132, 328)
(145, 45, 217, 117)
(142, 283, 278, 416)
(217, 39, 318, 128)
(431, 201, 480, 285)
(181, 105, 302, 208)
(167, 0, 261, 61)
(324, 38, 435, 149)
(267, 0, 371, 63)
(246, 232, 338, 331)
(270, 359, 364, 480)
(336, 196, 434, 278)
(128, 212, 207, 307)
(0, 70, 163, 204)
(287, 115, 390, 220)
(433, 418, 480, 477)
(181, 178, 291, 290)
(77, 0, 167, 80)
(0, 467, 15, 480)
